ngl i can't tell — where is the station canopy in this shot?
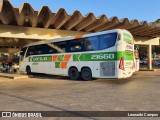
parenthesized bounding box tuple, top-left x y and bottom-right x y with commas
(0, 0, 160, 38)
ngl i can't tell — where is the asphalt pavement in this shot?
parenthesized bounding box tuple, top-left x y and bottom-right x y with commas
(0, 71, 160, 120)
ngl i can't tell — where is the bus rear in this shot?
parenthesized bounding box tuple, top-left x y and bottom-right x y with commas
(117, 30, 135, 78)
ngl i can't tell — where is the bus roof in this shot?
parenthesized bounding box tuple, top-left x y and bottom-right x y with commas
(24, 29, 130, 47)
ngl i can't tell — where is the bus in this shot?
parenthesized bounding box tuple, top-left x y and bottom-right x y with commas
(19, 29, 135, 80)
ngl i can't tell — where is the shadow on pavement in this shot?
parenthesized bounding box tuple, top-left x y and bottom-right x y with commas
(31, 73, 134, 85)
(0, 92, 97, 119)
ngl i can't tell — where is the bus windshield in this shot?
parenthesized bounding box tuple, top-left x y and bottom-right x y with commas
(20, 47, 27, 58)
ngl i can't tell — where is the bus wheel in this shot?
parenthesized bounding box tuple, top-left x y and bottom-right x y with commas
(68, 67, 80, 80)
(81, 67, 92, 80)
(26, 66, 32, 75)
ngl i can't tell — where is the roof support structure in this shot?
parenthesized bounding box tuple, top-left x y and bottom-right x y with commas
(0, 0, 159, 37)
(0, 24, 88, 40)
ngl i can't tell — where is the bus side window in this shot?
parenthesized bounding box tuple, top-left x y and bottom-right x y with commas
(45, 44, 58, 54)
(99, 33, 117, 50)
(54, 42, 67, 53)
(35, 45, 44, 55)
(26, 46, 35, 57)
(84, 36, 99, 51)
(69, 39, 83, 52)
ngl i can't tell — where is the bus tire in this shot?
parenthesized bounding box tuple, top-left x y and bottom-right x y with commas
(68, 67, 80, 80)
(81, 67, 92, 81)
(26, 66, 32, 75)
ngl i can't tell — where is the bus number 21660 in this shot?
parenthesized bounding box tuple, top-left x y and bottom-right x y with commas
(91, 54, 115, 60)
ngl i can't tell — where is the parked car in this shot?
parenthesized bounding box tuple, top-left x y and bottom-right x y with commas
(154, 61, 160, 66)
(140, 60, 147, 65)
(140, 60, 157, 65)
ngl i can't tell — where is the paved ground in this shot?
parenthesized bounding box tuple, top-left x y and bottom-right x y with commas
(0, 71, 160, 120)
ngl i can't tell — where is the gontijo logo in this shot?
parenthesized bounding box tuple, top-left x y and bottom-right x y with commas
(29, 56, 52, 62)
(123, 33, 133, 44)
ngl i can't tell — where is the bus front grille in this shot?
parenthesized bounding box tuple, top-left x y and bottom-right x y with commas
(100, 62, 115, 76)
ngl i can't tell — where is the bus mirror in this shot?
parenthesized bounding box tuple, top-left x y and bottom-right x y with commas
(117, 33, 121, 41)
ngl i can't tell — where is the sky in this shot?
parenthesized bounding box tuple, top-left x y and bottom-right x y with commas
(10, 0, 160, 23)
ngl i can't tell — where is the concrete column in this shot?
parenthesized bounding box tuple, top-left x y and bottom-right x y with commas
(147, 45, 152, 70)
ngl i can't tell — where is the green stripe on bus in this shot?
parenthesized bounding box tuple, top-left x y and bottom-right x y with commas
(28, 51, 134, 63)
(117, 51, 134, 60)
(30, 56, 52, 62)
(57, 55, 64, 61)
(117, 51, 123, 60)
(125, 51, 134, 60)
(73, 51, 134, 61)
(73, 54, 80, 61)
(55, 62, 60, 68)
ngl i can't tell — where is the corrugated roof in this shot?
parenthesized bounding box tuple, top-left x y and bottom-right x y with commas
(0, 0, 160, 37)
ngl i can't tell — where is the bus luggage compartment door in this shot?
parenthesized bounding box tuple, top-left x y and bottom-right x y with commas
(100, 62, 115, 77)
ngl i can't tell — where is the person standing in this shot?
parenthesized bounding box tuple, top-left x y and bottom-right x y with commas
(8, 61, 12, 73)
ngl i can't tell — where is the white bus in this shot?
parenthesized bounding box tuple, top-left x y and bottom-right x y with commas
(19, 29, 135, 80)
